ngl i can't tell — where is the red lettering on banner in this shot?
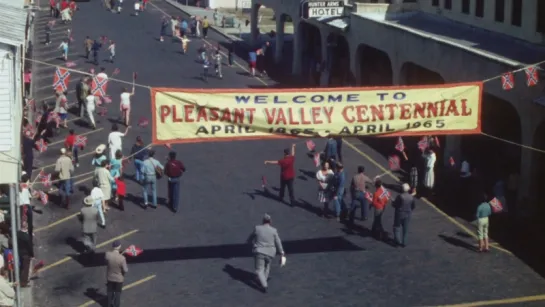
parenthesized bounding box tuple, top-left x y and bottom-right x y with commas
(233, 108, 245, 124)
(342, 106, 354, 123)
(301, 109, 311, 125)
(461, 99, 472, 116)
(413, 103, 425, 119)
(370, 105, 384, 122)
(220, 108, 231, 122)
(323, 107, 334, 123)
(247, 108, 256, 124)
(427, 102, 438, 118)
(209, 107, 219, 121)
(311, 107, 323, 124)
(160, 106, 171, 123)
(288, 108, 299, 125)
(399, 104, 411, 120)
(196, 107, 207, 122)
(355, 106, 370, 123)
(183, 105, 194, 122)
(275, 109, 287, 125)
(264, 108, 276, 124)
(384, 104, 396, 120)
(445, 99, 459, 116)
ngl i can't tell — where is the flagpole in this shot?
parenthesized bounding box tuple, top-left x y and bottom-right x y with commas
(9, 184, 21, 307)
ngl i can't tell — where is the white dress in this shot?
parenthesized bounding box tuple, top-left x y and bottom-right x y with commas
(316, 169, 334, 203)
(423, 152, 436, 189)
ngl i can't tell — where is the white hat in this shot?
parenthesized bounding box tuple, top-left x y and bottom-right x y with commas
(60, 148, 66, 154)
(402, 183, 411, 192)
(95, 144, 106, 154)
(83, 196, 94, 206)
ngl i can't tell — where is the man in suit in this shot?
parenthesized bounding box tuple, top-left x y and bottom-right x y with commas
(247, 214, 285, 293)
(80, 196, 99, 252)
(105, 241, 128, 307)
(17, 222, 33, 287)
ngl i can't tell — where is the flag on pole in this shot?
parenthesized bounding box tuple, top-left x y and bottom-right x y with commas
(38, 171, 52, 187)
(123, 245, 143, 257)
(489, 197, 503, 213)
(133, 72, 138, 80)
(261, 176, 267, 188)
(394, 137, 405, 152)
(306, 140, 316, 151)
(388, 155, 400, 171)
(91, 76, 109, 97)
(434, 136, 440, 148)
(36, 139, 48, 153)
(53, 67, 71, 92)
(364, 191, 373, 202)
(449, 156, 455, 167)
(378, 187, 390, 201)
(164, 143, 172, 149)
(66, 61, 77, 67)
(313, 153, 320, 167)
(113, 68, 120, 75)
(138, 117, 149, 127)
(75, 135, 87, 148)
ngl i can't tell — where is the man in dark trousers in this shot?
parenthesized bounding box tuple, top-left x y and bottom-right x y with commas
(392, 183, 416, 247)
(334, 136, 343, 163)
(247, 214, 285, 293)
(105, 241, 128, 307)
(324, 135, 338, 167)
(164, 151, 186, 213)
(22, 132, 35, 178)
(91, 39, 102, 65)
(348, 166, 373, 224)
(17, 222, 34, 287)
(264, 144, 296, 207)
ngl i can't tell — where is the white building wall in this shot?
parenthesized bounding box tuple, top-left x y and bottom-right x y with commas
(0, 44, 22, 184)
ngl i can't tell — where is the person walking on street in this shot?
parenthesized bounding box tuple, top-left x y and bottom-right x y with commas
(80, 196, 99, 253)
(476, 194, 492, 252)
(247, 214, 285, 293)
(348, 166, 373, 224)
(264, 144, 296, 206)
(202, 56, 210, 82)
(91, 39, 102, 65)
(17, 222, 33, 287)
(105, 241, 128, 307)
(170, 15, 178, 37)
(227, 43, 234, 67)
(331, 163, 346, 222)
(160, 18, 168, 42)
(55, 148, 74, 208)
(142, 150, 163, 208)
(130, 136, 148, 182)
(115, 176, 126, 211)
(76, 77, 90, 117)
(58, 40, 69, 61)
(324, 135, 338, 167)
(108, 124, 130, 160)
(316, 161, 334, 217)
(119, 87, 135, 126)
(24, 69, 31, 97)
(90, 182, 106, 227)
(92, 144, 107, 167)
(85, 92, 97, 129)
(248, 50, 257, 76)
(392, 183, 416, 247)
(83, 36, 93, 59)
(45, 21, 53, 45)
(371, 179, 389, 240)
(95, 159, 114, 212)
(214, 50, 223, 79)
(164, 151, 186, 213)
(108, 40, 116, 63)
(202, 16, 209, 38)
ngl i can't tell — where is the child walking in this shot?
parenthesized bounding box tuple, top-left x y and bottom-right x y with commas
(108, 40, 116, 63)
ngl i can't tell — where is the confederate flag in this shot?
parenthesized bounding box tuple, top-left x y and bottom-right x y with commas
(388, 155, 400, 171)
(123, 245, 143, 257)
(394, 137, 405, 152)
(36, 139, 48, 153)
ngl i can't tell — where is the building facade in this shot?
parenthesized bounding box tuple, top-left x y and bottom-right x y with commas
(251, 0, 545, 219)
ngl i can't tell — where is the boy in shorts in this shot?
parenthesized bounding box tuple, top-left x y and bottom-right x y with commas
(248, 50, 257, 76)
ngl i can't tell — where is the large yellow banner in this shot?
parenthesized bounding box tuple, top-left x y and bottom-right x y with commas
(151, 83, 482, 144)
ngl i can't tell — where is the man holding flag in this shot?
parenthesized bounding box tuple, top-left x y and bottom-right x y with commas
(348, 166, 373, 225)
(264, 144, 296, 207)
(371, 179, 389, 240)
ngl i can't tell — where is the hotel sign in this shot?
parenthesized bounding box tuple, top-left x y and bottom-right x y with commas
(301, 1, 344, 19)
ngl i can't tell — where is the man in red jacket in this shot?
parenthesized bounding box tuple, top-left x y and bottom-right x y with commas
(164, 151, 186, 213)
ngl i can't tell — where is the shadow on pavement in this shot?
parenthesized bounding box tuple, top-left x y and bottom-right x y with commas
(83, 287, 107, 307)
(438, 234, 477, 252)
(68, 236, 364, 267)
(223, 264, 262, 293)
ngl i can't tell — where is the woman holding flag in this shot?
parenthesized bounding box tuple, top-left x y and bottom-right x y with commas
(316, 161, 334, 218)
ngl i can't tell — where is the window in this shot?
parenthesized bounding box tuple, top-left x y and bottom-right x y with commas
(462, 0, 470, 14)
(511, 0, 522, 26)
(495, 0, 505, 22)
(475, 0, 484, 17)
(432, 0, 439, 6)
(444, 0, 451, 10)
(537, 0, 545, 33)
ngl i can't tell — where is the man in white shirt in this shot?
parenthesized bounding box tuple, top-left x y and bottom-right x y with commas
(97, 67, 108, 80)
(91, 183, 106, 227)
(86, 94, 97, 129)
(108, 124, 130, 160)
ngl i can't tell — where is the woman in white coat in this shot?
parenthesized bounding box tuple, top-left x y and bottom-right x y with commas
(423, 148, 437, 190)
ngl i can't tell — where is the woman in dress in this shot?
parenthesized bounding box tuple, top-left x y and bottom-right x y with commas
(110, 149, 123, 202)
(94, 159, 114, 212)
(422, 148, 437, 194)
(316, 161, 334, 217)
(92, 144, 108, 167)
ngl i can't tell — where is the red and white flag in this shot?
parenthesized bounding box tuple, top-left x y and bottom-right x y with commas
(138, 117, 149, 127)
(388, 155, 400, 171)
(97, 107, 108, 116)
(394, 137, 405, 152)
(33, 260, 45, 272)
(52, 67, 71, 92)
(47, 112, 60, 125)
(501, 72, 515, 90)
(417, 137, 428, 152)
(113, 68, 120, 76)
(434, 136, 440, 148)
(379, 187, 390, 201)
(313, 152, 320, 167)
(261, 175, 267, 187)
(36, 139, 48, 153)
(123, 245, 143, 257)
(103, 96, 112, 104)
(38, 170, 52, 187)
(449, 156, 455, 167)
(306, 140, 316, 151)
(89, 68, 95, 74)
(65, 61, 77, 68)
(364, 191, 373, 202)
(525, 66, 539, 87)
(489, 197, 503, 213)
(38, 191, 48, 205)
(91, 76, 108, 97)
(75, 135, 87, 148)
(164, 143, 172, 149)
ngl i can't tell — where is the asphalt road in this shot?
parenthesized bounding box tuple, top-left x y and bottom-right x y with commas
(27, 1, 545, 307)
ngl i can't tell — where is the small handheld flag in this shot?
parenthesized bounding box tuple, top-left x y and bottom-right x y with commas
(434, 136, 441, 148)
(165, 143, 172, 149)
(449, 156, 455, 167)
(66, 61, 76, 68)
(33, 260, 45, 272)
(123, 245, 143, 257)
(138, 117, 149, 127)
(388, 155, 401, 171)
(395, 137, 405, 152)
(103, 96, 112, 104)
(364, 191, 373, 202)
(38, 171, 52, 187)
(306, 140, 316, 151)
(36, 139, 48, 153)
(489, 197, 503, 213)
(379, 188, 390, 201)
(39, 191, 48, 205)
(113, 68, 120, 75)
(313, 153, 320, 167)
(75, 135, 88, 148)
(261, 175, 267, 188)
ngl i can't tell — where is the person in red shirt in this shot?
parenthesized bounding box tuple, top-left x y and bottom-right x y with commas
(64, 129, 81, 167)
(264, 144, 296, 206)
(115, 176, 126, 211)
(371, 179, 389, 239)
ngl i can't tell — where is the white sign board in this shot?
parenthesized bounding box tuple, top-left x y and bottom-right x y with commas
(304, 1, 344, 19)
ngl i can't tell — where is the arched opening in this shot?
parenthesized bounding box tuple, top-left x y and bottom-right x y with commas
(268, 12, 295, 76)
(530, 121, 545, 219)
(357, 44, 393, 86)
(460, 94, 521, 207)
(299, 22, 322, 85)
(326, 33, 350, 86)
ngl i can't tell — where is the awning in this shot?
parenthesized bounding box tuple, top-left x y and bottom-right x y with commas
(315, 16, 350, 31)
(0, 0, 27, 47)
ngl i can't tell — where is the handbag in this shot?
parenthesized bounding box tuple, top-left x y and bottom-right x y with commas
(155, 165, 163, 179)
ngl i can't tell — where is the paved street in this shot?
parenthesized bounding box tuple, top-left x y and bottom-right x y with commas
(27, 1, 545, 306)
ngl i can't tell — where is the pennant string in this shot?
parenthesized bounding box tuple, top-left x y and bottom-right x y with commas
(21, 57, 545, 156)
